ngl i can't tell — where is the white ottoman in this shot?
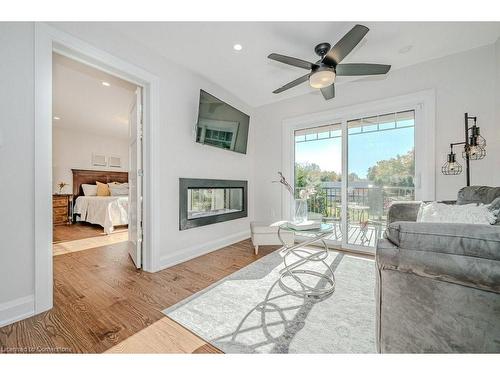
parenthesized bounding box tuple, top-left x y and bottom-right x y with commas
(250, 221, 295, 255)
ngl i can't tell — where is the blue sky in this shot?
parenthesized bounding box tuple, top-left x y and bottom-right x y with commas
(295, 124, 414, 178)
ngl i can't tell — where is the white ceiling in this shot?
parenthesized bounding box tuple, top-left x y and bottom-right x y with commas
(111, 22, 500, 107)
(53, 53, 137, 139)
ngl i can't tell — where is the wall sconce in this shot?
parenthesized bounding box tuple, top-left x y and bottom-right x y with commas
(442, 113, 487, 186)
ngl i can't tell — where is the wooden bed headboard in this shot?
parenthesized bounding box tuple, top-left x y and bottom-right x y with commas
(72, 169, 129, 198)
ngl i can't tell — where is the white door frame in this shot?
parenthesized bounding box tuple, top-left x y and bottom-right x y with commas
(282, 90, 436, 254)
(34, 23, 161, 314)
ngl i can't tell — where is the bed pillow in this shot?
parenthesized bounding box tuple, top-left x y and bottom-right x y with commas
(417, 201, 497, 225)
(108, 182, 129, 188)
(109, 185, 129, 196)
(81, 184, 97, 196)
(108, 182, 129, 196)
(108, 181, 126, 187)
(96, 181, 111, 196)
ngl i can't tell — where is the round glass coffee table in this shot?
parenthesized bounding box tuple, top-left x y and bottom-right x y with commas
(277, 222, 335, 298)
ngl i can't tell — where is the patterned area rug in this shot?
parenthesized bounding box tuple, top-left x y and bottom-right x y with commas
(163, 248, 376, 353)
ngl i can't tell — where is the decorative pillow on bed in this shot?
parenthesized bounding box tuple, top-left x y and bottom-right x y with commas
(81, 184, 97, 196)
(96, 181, 111, 196)
(417, 201, 497, 225)
(108, 182, 129, 196)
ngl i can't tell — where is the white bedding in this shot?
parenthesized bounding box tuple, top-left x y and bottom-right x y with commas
(74, 196, 128, 234)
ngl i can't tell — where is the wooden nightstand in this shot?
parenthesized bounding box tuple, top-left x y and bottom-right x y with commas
(53, 194, 72, 225)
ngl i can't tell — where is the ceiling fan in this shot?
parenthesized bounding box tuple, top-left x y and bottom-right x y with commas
(268, 24, 391, 100)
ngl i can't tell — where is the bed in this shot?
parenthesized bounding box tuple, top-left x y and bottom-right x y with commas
(72, 169, 129, 234)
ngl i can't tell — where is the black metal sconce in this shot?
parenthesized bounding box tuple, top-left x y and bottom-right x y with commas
(442, 113, 487, 186)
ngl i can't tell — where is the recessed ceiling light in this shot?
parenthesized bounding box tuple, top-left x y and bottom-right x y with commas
(233, 44, 243, 51)
(398, 45, 413, 54)
(101, 81, 111, 87)
(53, 116, 60, 120)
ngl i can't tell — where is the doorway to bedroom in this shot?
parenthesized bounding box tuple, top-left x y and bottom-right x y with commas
(51, 52, 142, 267)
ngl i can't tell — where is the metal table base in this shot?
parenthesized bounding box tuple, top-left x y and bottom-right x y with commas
(277, 226, 335, 298)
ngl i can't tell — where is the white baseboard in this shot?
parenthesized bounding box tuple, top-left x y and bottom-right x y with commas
(0, 295, 35, 328)
(158, 230, 251, 271)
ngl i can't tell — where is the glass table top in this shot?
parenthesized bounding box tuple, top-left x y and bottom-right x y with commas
(279, 222, 334, 233)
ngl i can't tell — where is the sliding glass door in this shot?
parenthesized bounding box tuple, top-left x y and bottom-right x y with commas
(346, 110, 415, 249)
(293, 110, 415, 252)
(294, 123, 343, 245)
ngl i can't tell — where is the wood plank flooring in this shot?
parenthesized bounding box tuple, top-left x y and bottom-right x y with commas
(0, 235, 278, 353)
(53, 222, 127, 243)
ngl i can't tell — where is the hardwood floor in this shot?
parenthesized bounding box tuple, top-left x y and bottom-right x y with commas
(53, 222, 127, 243)
(0, 237, 278, 353)
(53, 223, 128, 256)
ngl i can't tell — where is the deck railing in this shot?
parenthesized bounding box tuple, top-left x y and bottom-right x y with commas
(296, 186, 415, 221)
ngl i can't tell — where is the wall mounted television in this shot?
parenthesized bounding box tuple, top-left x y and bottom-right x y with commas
(195, 90, 250, 154)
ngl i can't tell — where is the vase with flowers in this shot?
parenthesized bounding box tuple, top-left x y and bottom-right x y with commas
(57, 181, 68, 194)
(273, 172, 317, 224)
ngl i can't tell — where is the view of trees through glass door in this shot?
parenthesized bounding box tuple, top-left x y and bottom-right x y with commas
(295, 123, 343, 242)
(294, 110, 415, 250)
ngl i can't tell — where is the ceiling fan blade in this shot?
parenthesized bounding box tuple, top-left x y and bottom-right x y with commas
(273, 74, 310, 94)
(268, 53, 317, 70)
(323, 24, 369, 66)
(336, 63, 391, 76)
(320, 84, 335, 100)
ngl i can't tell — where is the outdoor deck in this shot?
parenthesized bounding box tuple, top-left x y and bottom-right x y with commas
(295, 222, 383, 249)
(325, 222, 382, 248)
(295, 185, 414, 249)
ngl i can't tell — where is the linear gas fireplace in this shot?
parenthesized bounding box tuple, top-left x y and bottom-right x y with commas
(179, 178, 248, 230)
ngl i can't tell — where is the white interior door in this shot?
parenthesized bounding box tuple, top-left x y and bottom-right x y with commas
(128, 87, 143, 268)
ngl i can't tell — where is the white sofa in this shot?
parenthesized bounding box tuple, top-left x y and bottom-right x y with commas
(250, 221, 295, 255)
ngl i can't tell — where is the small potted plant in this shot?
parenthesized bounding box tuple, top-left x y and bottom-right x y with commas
(57, 181, 68, 194)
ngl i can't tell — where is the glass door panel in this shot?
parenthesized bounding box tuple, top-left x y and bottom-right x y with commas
(294, 123, 342, 243)
(346, 110, 415, 248)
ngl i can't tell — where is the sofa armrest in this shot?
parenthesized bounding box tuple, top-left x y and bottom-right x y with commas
(378, 222, 500, 292)
(387, 201, 422, 224)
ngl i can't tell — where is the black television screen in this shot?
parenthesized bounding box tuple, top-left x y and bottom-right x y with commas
(195, 90, 250, 154)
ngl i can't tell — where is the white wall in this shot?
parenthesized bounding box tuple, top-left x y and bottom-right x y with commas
(496, 38, 500, 133)
(52, 127, 129, 194)
(253, 43, 500, 223)
(0, 23, 35, 325)
(0, 22, 256, 325)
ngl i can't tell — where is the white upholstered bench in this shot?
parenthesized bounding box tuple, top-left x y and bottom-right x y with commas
(250, 221, 295, 255)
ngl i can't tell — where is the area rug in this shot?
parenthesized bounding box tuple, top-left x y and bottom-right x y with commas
(163, 248, 376, 353)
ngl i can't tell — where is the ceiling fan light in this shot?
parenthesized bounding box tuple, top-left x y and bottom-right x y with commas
(309, 69, 336, 89)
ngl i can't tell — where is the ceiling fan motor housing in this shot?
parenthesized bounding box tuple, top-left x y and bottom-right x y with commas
(314, 42, 332, 58)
